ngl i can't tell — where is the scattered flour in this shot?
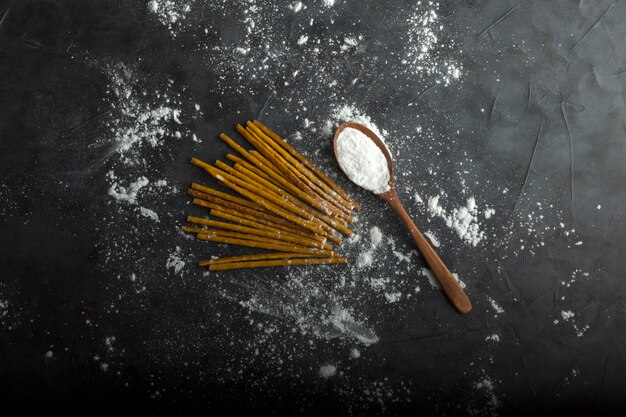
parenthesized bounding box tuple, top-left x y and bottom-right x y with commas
(424, 231, 440, 247)
(420, 268, 439, 288)
(473, 377, 500, 414)
(422, 195, 486, 246)
(323, 104, 386, 139)
(401, 3, 462, 85)
(148, 0, 194, 35)
(108, 177, 149, 205)
(357, 227, 385, 268)
(384, 292, 402, 303)
(485, 334, 500, 342)
(289, 2, 304, 13)
(451, 273, 467, 289)
(340, 36, 361, 51)
(319, 364, 337, 378)
(139, 207, 160, 222)
(419, 269, 466, 289)
(238, 273, 380, 347)
(488, 297, 504, 316)
(105, 64, 182, 161)
(328, 308, 379, 346)
(166, 246, 186, 275)
(560, 310, 575, 321)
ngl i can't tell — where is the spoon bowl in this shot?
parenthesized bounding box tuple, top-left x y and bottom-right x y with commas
(333, 122, 472, 314)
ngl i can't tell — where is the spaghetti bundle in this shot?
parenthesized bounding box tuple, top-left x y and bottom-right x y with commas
(184, 121, 358, 271)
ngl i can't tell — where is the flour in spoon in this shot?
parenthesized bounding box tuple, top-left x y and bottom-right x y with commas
(336, 128, 390, 194)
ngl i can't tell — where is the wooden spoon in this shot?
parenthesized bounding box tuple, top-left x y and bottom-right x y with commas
(333, 122, 472, 314)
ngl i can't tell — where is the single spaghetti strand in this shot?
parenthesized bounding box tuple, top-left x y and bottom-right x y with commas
(196, 233, 337, 256)
(199, 252, 338, 266)
(184, 227, 292, 245)
(208, 257, 348, 271)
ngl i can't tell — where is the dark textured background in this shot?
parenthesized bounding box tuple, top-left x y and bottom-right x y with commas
(0, 0, 625, 415)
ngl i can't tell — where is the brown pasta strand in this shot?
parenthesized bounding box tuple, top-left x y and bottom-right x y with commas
(208, 257, 348, 271)
(196, 233, 337, 256)
(199, 252, 337, 266)
(185, 227, 294, 245)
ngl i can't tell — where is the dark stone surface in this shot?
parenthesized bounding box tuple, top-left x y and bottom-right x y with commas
(0, 0, 625, 415)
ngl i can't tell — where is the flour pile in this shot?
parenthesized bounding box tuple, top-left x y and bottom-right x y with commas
(336, 128, 390, 194)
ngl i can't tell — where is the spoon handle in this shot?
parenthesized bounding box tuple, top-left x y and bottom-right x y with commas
(386, 193, 472, 314)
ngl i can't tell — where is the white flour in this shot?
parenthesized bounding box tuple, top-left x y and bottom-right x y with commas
(148, 0, 194, 35)
(166, 246, 186, 276)
(319, 364, 337, 378)
(419, 194, 487, 246)
(289, 2, 304, 13)
(139, 207, 160, 222)
(323, 104, 386, 139)
(356, 227, 384, 268)
(384, 292, 402, 303)
(488, 297, 504, 316)
(336, 128, 390, 194)
(485, 334, 500, 342)
(424, 231, 440, 247)
(108, 176, 149, 205)
(402, 3, 462, 85)
(103, 63, 188, 164)
(472, 377, 500, 415)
